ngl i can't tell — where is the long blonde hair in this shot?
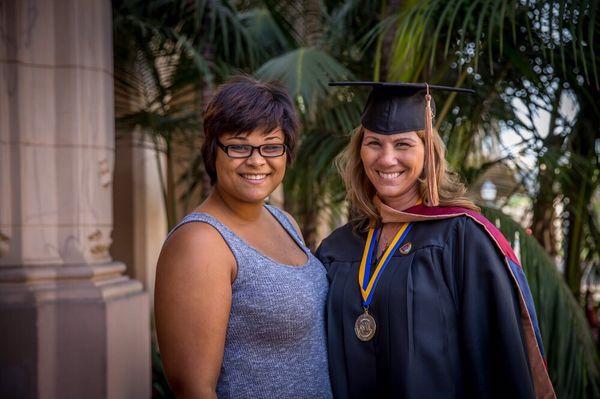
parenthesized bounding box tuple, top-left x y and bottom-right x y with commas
(337, 126, 479, 230)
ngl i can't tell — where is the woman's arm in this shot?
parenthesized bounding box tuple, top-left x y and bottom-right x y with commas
(154, 222, 236, 399)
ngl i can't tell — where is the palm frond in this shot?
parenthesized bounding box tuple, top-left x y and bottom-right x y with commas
(260, 0, 303, 48)
(255, 47, 354, 121)
(240, 9, 292, 61)
(284, 127, 349, 249)
(390, 0, 600, 87)
(323, 0, 381, 54)
(185, 0, 258, 67)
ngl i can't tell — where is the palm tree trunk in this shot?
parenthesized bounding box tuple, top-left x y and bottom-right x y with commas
(286, 0, 323, 248)
(563, 98, 598, 298)
(531, 189, 559, 258)
(165, 139, 178, 229)
(375, 0, 419, 82)
(304, 0, 321, 47)
(530, 89, 562, 258)
(301, 204, 320, 252)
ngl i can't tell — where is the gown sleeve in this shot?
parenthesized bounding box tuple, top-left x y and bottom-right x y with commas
(315, 243, 328, 272)
(446, 217, 536, 399)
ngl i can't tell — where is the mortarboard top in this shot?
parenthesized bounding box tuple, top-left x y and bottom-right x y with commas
(329, 81, 476, 135)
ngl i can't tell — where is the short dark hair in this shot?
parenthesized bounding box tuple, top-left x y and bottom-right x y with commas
(201, 76, 300, 185)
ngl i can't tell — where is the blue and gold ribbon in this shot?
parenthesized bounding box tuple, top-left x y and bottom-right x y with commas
(358, 223, 413, 307)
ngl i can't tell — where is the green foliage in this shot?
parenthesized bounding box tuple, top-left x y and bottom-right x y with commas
(389, 0, 598, 83)
(256, 47, 354, 119)
(240, 9, 292, 60)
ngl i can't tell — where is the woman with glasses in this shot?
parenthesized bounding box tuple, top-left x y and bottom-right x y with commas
(154, 76, 333, 399)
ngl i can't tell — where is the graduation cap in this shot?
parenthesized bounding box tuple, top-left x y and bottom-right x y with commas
(329, 81, 476, 206)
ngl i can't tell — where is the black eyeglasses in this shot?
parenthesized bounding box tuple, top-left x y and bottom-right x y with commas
(217, 142, 287, 158)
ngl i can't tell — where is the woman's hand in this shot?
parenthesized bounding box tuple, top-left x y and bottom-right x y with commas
(154, 222, 236, 398)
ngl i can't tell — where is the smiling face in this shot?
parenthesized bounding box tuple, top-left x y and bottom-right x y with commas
(214, 128, 287, 204)
(360, 128, 424, 206)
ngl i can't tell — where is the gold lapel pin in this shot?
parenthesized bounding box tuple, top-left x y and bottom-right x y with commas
(399, 242, 412, 255)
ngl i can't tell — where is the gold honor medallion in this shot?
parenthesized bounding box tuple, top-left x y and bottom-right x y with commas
(355, 309, 376, 341)
(357, 223, 413, 342)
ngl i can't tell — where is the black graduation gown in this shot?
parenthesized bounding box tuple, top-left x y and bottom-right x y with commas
(316, 216, 536, 399)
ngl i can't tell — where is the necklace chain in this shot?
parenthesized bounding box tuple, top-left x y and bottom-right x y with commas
(377, 224, 400, 258)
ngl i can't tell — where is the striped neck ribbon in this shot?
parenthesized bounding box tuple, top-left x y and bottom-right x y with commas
(358, 223, 413, 307)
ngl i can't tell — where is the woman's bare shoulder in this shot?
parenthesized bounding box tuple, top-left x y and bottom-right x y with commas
(164, 220, 223, 248)
(157, 221, 235, 279)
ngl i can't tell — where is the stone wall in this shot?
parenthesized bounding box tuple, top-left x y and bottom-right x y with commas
(0, 1, 150, 397)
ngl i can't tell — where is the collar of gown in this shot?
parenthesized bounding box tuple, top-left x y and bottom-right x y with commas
(374, 195, 453, 223)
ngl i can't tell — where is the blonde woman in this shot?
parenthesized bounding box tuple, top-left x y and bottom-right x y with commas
(316, 82, 555, 399)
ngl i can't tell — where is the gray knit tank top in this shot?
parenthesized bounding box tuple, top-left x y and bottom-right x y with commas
(170, 205, 333, 399)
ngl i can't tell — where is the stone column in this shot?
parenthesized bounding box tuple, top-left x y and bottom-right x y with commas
(112, 129, 167, 304)
(0, 1, 150, 398)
